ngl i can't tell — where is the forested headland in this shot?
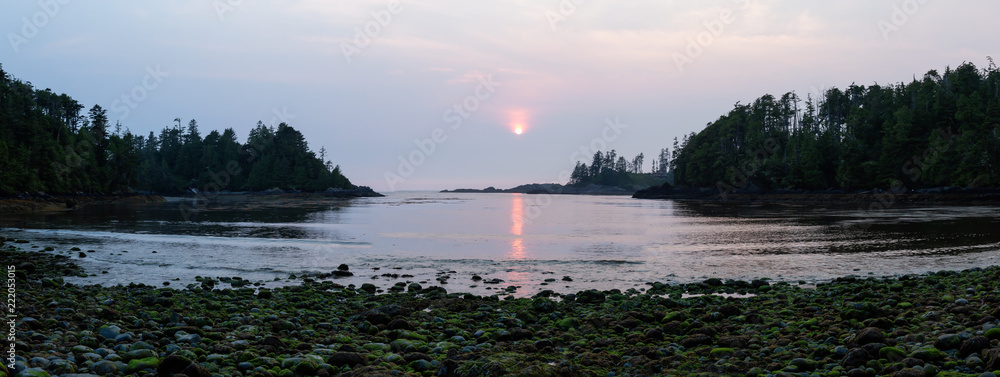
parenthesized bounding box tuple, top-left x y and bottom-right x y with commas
(650, 60, 1000, 197)
(0, 63, 369, 197)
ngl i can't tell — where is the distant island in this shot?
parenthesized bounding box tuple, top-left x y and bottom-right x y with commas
(443, 183, 637, 196)
(444, 149, 669, 195)
(0, 63, 379, 200)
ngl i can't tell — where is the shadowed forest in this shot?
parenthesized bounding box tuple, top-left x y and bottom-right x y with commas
(0, 64, 354, 196)
(668, 60, 1000, 192)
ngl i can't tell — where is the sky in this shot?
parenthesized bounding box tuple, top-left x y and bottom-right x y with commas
(2, 1, 998, 192)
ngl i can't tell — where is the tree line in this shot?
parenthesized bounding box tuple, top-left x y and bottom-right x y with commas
(568, 149, 671, 187)
(0, 64, 354, 196)
(669, 60, 1000, 191)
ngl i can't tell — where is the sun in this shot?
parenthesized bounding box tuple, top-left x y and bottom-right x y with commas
(507, 109, 531, 135)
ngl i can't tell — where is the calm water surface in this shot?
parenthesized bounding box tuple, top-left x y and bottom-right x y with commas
(2, 192, 999, 296)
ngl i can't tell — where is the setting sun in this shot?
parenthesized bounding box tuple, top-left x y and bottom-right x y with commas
(507, 109, 531, 135)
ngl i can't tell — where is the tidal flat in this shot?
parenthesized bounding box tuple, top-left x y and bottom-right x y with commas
(3, 237, 1000, 377)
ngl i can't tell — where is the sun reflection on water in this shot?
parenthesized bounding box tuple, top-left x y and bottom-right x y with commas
(509, 194, 527, 260)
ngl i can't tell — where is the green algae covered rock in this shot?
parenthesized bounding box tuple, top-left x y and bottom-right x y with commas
(124, 357, 160, 374)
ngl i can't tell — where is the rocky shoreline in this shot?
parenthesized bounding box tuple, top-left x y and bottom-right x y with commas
(632, 186, 1000, 204)
(236, 187, 384, 198)
(3, 237, 1000, 377)
(0, 188, 384, 215)
(0, 194, 166, 214)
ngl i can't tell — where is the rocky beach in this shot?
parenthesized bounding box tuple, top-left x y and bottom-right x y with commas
(3, 236, 1000, 377)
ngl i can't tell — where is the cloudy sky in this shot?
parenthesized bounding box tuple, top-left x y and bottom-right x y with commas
(3, 1, 997, 191)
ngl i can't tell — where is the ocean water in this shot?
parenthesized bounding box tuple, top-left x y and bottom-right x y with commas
(3, 192, 1000, 297)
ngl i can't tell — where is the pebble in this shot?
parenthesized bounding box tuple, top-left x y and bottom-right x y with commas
(129, 341, 154, 351)
(28, 357, 49, 367)
(90, 360, 118, 376)
(18, 368, 51, 377)
(176, 333, 202, 344)
(96, 326, 120, 340)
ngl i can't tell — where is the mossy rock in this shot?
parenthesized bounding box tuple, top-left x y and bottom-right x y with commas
(390, 339, 416, 353)
(386, 353, 404, 363)
(985, 327, 1000, 340)
(330, 334, 354, 344)
(16, 368, 50, 377)
(922, 365, 939, 376)
(787, 357, 817, 372)
(709, 348, 734, 358)
(663, 311, 687, 322)
(125, 357, 160, 374)
(280, 357, 318, 375)
(936, 372, 977, 377)
(395, 330, 428, 341)
(363, 343, 389, 352)
(124, 348, 158, 361)
(531, 297, 556, 313)
(556, 317, 580, 330)
(878, 346, 907, 362)
(408, 359, 434, 371)
(909, 346, 946, 361)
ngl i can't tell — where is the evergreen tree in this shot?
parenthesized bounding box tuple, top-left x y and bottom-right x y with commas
(0, 66, 360, 196)
(670, 60, 1000, 191)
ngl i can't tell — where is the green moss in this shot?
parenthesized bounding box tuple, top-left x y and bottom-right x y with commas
(663, 311, 687, 322)
(17, 369, 50, 377)
(909, 346, 946, 361)
(709, 348, 734, 358)
(124, 357, 160, 374)
(985, 327, 1000, 340)
(936, 372, 975, 377)
(556, 317, 580, 330)
(878, 346, 906, 362)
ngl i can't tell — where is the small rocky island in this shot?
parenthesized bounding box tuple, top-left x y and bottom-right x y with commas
(442, 183, 636, 196)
